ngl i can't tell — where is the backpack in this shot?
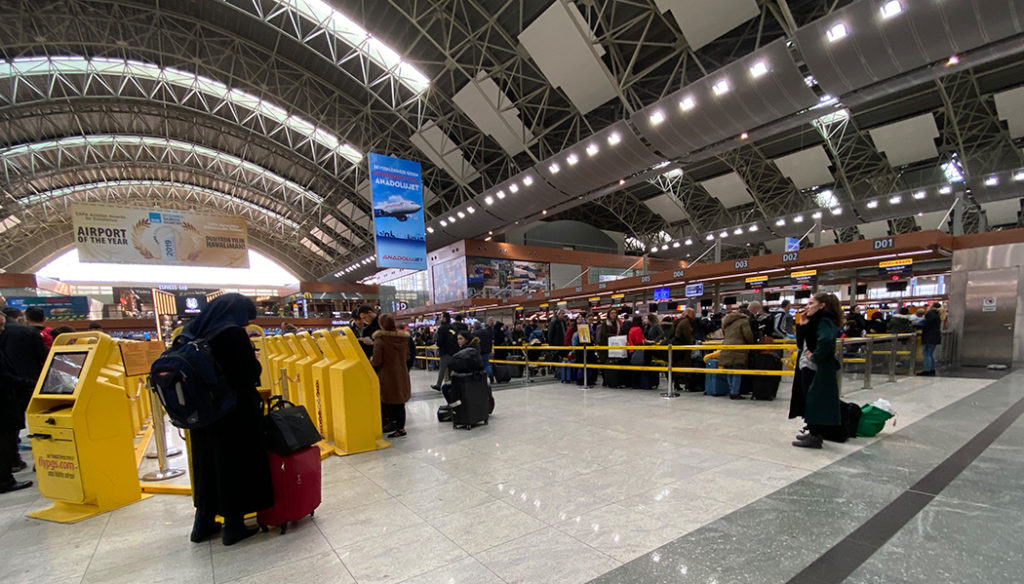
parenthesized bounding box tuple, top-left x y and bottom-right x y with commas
(150, 327, 235, 429)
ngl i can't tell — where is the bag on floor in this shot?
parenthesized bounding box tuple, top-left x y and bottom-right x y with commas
(750, 353, 783, 400)
(437, 404, 453, 422)
(257, 445, 321, 535)
(857, 403, 895, 437)
(704, 359, 729, 396)
(820, 401, 862, 443)
(448, 372, 492, 429)
(263, 396, 322, 456)
(603, 359, 627, 388)
(493, 364, 512, 383)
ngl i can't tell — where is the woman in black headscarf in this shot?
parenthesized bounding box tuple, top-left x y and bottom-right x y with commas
(186, 293, 273, 546)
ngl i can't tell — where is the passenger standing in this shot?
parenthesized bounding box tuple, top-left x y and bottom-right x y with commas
(644, 313, 665, 344)
(352, 305, 379, 360)
(186, 294, 273, 545)
(672, 309, 696, 392)
(917, 302, 942, 376)
(371, 314, 411, 438)
(474, 321, 495, 383)
(720, 309, 754, 400)
(0, 312, 46, 493)
(431, 312, 458, 390)
(24, 306, 54, 350)
(627, 315, 654, 389)
(790, 293, 844, 449)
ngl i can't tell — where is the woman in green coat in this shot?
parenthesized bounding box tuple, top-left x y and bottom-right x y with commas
(792, 292, 844, 449)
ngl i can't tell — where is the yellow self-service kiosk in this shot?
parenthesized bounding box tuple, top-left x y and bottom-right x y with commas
(328, 327, 389, 456)
(25, 333, 146, 523)
(246, 324, 277, 399)
(311, 330, 342, 444)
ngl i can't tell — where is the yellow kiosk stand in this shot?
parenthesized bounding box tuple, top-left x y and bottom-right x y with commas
(266, 336, 290, 390)
(311, 330, 343, 445)
(286, 332, 334, 459)
(328, 327, 389, 456)
(25, 333, 147, 523)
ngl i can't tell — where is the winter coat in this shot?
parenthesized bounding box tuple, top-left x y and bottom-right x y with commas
(887, 313, 915, 334)
(0, 322, 47, 431)
(800, 310, 842, 426)
(371, 330, 411, 405)
(474, 326, 494, 354)
(449, 339, 484, 373)
(673, 317, 694, 368)
(920, 309, 942, 345)
(645, 324, 665, 343)
(435, 323, 458, 356)
(719, 312, 753, 368)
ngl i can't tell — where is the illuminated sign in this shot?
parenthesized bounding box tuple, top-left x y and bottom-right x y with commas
(790, 269, 818, 286)
(745, 276, 768, 290)
(879, 258, 913, 278)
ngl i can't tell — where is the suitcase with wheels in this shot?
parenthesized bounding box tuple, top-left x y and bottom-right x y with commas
(449, 372, 492, 430)
(257, 445, 321, 534)
(602, 358, 627, 387)
(750, 353, 783, 400)
(493, 364, 512, 383)
(704, 359, 730, 396)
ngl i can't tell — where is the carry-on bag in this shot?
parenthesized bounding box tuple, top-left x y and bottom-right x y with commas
(857, 403, 895, 437)
(262, 396, 322, 456)
(749, 353, 783, 400)
(821, 401, 862, 442)
(704, 359, 730, 396)
(493, 364, 512, 383)
(448, 372, 492, 430)
(257, 445, 321, 534)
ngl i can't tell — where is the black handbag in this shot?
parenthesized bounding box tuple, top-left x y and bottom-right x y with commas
(262, 396, 322, 456)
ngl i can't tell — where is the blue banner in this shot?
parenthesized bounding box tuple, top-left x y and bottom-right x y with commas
(369, 153, 427, 270)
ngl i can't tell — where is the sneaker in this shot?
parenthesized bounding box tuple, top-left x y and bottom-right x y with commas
(382, 422, 398, 434)
(430, 385, 440, 390)
(387, 429, 407, 438)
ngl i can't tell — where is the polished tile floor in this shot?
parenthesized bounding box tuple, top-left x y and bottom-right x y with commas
(0, 368, 1011, 584)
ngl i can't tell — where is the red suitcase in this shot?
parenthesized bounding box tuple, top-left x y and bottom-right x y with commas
(257, 446, 321, 534)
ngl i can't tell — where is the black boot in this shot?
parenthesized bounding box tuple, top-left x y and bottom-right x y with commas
(792, 434, 823, 449)
(190, 509, 220, 543)
(221, 515, 258, 546)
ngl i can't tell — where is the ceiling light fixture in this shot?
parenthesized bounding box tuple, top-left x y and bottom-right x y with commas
(793, 215, 804, 223)
(719, 230, 729, 238)
(939, 185, 953, 194)
(484, 195, 494, 205)
(733, 228, 743, 235)
(549, 162, 560, 174)
(739, 132, 749, 140)
(684, 238, 693, 245)
(456, 211, 465, 218)
(566, 153, 579, 166)
(749, 61, 769, 78)
(607, 132, 621, 146)
(706, 234, 714, 241)
(947, 55, 960, 66)
(466, 206, 475, 213)
(867, 200, 879, 209)
(1014, 171, 1024, 182)
(827, 23, 848, 42)
(672, 241, 680, 248)
(649, 110, 666, 125)
(880, 1, 903, 19)
(748, 225, 758, 232)
(440, 220, 447, 227)
(830, 207, 843, 215)
(679, 95, 696, 111)
(889, 195, 902, 204)
(523, 175, 534, 186)
(426, 226, 434, 233)
(984, 176, 999, 186)
(508, 183, 519, 193)
(776, 219, 786, 226)
(712, 79, 731, 96)
(812, 211, 823, 219)
(496, 190, 506, 199)
(912, 191, 926, 200)
(586, 143, 599, 157)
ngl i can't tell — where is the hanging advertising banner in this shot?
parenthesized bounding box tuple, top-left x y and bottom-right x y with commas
(5, 296, 90, 320)
(369, 153, 427, 270)
(71, 203, 249, 268)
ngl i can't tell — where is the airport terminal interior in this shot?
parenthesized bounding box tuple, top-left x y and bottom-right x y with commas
(1, 0, 1024, 583)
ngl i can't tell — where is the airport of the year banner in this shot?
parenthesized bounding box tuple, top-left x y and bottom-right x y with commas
(71, 203, 250, 268)
(369, 152, 427, 270)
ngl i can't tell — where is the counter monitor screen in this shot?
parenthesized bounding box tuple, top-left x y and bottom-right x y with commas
(39, 351, 89, 395)
(653, 287, 670, 302)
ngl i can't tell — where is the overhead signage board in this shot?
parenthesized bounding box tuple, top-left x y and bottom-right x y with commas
(5, 296, 90, 320)
(790, 269, 818, 287)
(369, 152, 427, 270)
(653, 287, 670, 302)
(611, 293, 625, 300)
(71, 203, 249, 268)
(684, 283, 704, 297)
(878, 258, 913, 278)
(745, 276, 768, 290)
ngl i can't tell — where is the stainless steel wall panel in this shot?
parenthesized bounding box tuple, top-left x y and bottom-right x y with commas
(951, 243, 1024, 366)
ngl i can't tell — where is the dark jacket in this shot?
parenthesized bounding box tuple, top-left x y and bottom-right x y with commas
(435, 323, 458, 356)
(371, 330, 412, 405)
(353, 318, 379, 359)
(190, 326, 273, 517)
(887, 313, 915, 334)
(719, 312, 753, 368)
(920, 309, 942, 345)
(449, 338, 484, 373)
(474, 326, 494, 354)
(547, 318, 567, 348)
(0, 322, 47, 431)
(673, 317, 694, 368)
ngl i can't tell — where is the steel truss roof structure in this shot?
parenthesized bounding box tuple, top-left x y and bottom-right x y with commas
(0, 0, 1022, 278)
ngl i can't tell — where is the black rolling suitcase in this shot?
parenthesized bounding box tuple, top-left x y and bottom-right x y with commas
(749, 353, 783, 400)
(493, 364, 512, 383)
(449, 372, 492, 430)
(602, 358, 627, 388)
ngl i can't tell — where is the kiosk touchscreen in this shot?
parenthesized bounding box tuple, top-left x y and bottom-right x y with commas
(26, 333, 145, 523)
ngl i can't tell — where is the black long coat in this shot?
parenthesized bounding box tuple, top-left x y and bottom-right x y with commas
(0, 322, 47, 431)
(189, 326, 273, 517)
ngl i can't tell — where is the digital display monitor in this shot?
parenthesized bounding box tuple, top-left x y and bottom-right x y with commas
(653, 287, 670, 302)
(684, 283, 703, 297)
(39, 351, 89, 395)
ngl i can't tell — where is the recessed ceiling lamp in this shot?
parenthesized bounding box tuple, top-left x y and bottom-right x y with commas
(566, 153, 579, 166)
(523, 175, 534, 186)
(549, 162, 560, 174)
(649, 110, 666, 125)
(679, 95, 696, 111)
(706, 234, 714, 241)
(827, 23, 848, 42)
(749, 61, 769, 78)
(889, 195, 902, 204)
(984, 176, 999, 186)
(586, 144, 599, 157)
(912, 191, 926, 200)
(712, 79, 731, 96)
(748, 225, 758, 232)
(793, 215, 804, 223)
(508, 183, 519, 193)
(484, 195, 494, 205)
(607, 132, 621, 146)
(496, 190, 506, 199)
(467, 206, 475, 214)
(867, 200, 879, 209)
(426, 226, 434, 233)
(939, 185, 952, 194)
(684, 238, 693, 245)
(880, 1, 903, 19)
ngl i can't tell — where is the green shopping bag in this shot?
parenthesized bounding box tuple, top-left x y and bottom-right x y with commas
(857, 404, 895, 437)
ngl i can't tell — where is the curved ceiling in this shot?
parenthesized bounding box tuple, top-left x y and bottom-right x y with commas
(1, 0, 1022, 281)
